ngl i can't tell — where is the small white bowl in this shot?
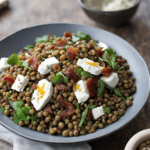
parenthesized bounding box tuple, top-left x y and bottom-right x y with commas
(125, 129, 150, 150)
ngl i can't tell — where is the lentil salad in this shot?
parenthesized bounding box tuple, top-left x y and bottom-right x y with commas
(0, 31, 136, 137)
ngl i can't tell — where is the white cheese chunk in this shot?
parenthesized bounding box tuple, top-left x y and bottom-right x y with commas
(77, 58, 103, 75)
(74, 80, 90, 103)
(100, 72, 119, 88)
(25, 53, 30, 58)
(38, 57, 59, 75)
(11, 75, 29, 92)
(31, 79, 53, 111)
(98, 42, 109, 51)
(0, 58, 11, 72)
(92, 106, 105, 120)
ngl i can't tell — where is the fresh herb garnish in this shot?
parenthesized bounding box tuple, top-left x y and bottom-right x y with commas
(77, 102, 80, 109)
(114, 88, 126, 101)
(83, 43, 88, 46)
(52, 71, 68, 84)
(83, 120, 87, 126)
(8, 95, 13, 100)
(35, 35, 50, 43)
(97, 80, 105, 96)
(7, 53, 19, 65)
(7, 53, 32, 70)
(72, 36, 80, 43)
(30, 90, 34, 94)
(92, 41, 97, 49)
(75, 67, 94, 78)
(103, 107, 110, 114)
(88, 105, 96, 109)
(76, 31, 91, 42)
(19, 60, 32, 70)
(79, 105, 89, 128)
(23, 45, 34, 51)
(53, 35, 57, 40)
(31, 113, 37, 124)
(99, 49, 124, 71)
(79, 50, 82, 53)
(81, 71, 94, 78)
(5, 105, 9, 109)
(1, 108, 5, 113)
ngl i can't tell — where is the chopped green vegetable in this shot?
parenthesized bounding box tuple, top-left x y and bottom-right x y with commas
(23, 45, 34, 51)
(1, 108, 5, 113)
(8, 95, 13, 100)
(103, 107, 110, 114)
(126, 97, 130, 100)
(81, 71, 94, 78)
(30, 90, 34, 94)
(64, 45, 69, 50)
(53, 35, 57, 40)
(79, 50, 82, 53)
(55, 55, 59, 58)
(99, 49, 124, 71)
(49, 50, 54, 54)
(106, 86, 113, 90)
(79, 105, 89, 128)
(114, 88, 126, 101)
(35, 35, 50, 43)
(72, 36, 80, 43)
(41, 57, 46, 60)
(66, 59, 70, 62)
(97, 80, 105, 96)
(7, 53, 19, 65)
(76, 31, 91, 42)
(83, 43, 87, 46)
(5, 105, 10, 110)
(77, 102, 80, 109)
(88, 105, 96, 109)
(9, 90, 12, 94)
(52, 71, 68, 84)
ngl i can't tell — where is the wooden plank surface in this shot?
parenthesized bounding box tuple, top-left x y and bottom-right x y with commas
(0, 0, 150, 149)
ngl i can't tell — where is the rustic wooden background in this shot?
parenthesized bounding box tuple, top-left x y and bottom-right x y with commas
(0, 0, 150, 150)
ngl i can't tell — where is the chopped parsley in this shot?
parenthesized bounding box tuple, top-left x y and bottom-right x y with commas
(97, 80, 105, 96)
(72, 36, 80, 43)
(23, 45, 34, 51)
(35, 35, 50, 43)
(103, 107, 110, 114)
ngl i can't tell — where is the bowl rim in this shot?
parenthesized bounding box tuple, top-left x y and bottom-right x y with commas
(0, 23, 149, 143)
(78, 0, 141, 13)
(125, 129, 150, 150)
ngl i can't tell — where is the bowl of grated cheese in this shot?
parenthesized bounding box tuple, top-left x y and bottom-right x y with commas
(78, 0, 141, 26)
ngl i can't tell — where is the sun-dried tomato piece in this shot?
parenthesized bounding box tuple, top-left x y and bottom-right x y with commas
(31, 84, 37, 90)
(87, 109, 94, 120)
(64, 65, 78, 81)
(49, 45, 55, 50)
(64, 31, 71, 38)
(57, 95, 75, 119)
(56, 84, 67, 90)
(96, 47, 104, 58)
(18, 56, 26, 60)
(56, 40, 67, 47)
(2, 74, 14, 85)
(87, 41, 93, 51)
(101, 67, 113, 78)
(28, 56, 40, 71)
(66, 46, 79, 61)
(86, 78, 98, 97)
(45, 106, 52, 114)
(116, 59, 124, 65)
(52, 65, 61, 71)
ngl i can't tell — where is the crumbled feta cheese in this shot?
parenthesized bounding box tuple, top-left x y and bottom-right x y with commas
(100, 72, 119, 88)
(38, 57, 59, 75)
(0, 58, 11, 72)
(92, 106, 105, 120)
(31, 79, 53, 111)
(77, 58, 103, 75)
(74, 80, 90, 103)
(98, 42, 109, 51)
(11, 74, 29, 92)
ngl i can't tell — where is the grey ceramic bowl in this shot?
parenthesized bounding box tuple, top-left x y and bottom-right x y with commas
(0, 23, 149, 143)
(78, 0, 141, 26)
